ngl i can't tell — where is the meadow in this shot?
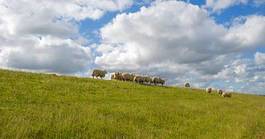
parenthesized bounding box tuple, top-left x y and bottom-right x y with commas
(0, 69, 264, 139)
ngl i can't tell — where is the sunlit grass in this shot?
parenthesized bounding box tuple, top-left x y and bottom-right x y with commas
(0, 69, 264, 138)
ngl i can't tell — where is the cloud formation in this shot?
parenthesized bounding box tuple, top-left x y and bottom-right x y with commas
(0, 36, 92, 73)
(255, 52, 265, 65)
(95, 1, 265, 94)
(0, 0, 133, 73)
(205, 0, 265, 12)
(96, 1, 265, 70)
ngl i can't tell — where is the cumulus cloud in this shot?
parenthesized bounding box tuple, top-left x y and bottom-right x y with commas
(214, 57, 265, 94)
(205, 0, 248, 12)
(0, 0, 133, 21)
(225, 15, 265, 48)
(255, 52, 265, 65)
(96, 1, 265, 71)
(0, 0, 133, 74)
(205, 0, 265, 12)
(95, 1, 265, 94)
(97, 1, 227, 66)
(0, 36, 92, 73)
(254, 0, 265, 5)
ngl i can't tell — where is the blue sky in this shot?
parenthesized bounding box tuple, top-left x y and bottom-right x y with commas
(0, 0, 265, 94)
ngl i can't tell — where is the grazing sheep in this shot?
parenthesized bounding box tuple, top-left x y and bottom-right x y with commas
(128, 74, 135, 82)
(50, 73, 58, 77)
(152, 77, 165, 86)
(92, 69, 107, 79)
(152, 77, 160, 85)
(112, 72, 123, 80)
(217, 89, 223, 95)
(206, 88, 212, 93)
(222, 92, 232, 98)
(184, 82, 190, 88)
(158, 78, 165, 86)
(143, 76, 152, 84)
(111, 72, 165, 86)
(122, 73, 135, 81)
(111, 74, 115, 80)
(134, 76, 144, 84)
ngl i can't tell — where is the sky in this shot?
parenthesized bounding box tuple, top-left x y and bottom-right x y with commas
(0, 0, 265, 95)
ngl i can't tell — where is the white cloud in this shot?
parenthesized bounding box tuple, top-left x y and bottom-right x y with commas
(97, 1, 227, 66)
(95, 0, 265, 94)
(96, 1, 265, 71)
(0, 36, 92, 73)
(205, 0, 248, 12)
(225, 15, 265, 48)
(0, 0, 133, 74)
(214, 58, 265, 94)
(254, 0, 265, 5)
(205, 0, 265, 12)
(1, 0, 133, 21)
(255, 52, 265, 65)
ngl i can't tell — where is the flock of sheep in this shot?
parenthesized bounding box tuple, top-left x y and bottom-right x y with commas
(185, 83, 232, 98)
(92, 69, 232, 98)
(206, 88, 232, 98)
(92, 69, 165, 85)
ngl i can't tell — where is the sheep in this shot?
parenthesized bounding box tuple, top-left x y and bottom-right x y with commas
(184, 82, 190, 88)
(152, 77, 165, 86)
(92, 69, 107, 79)
(111, 74, 115, 80)
(152, 77, 159, 85)
(217, 89, 223, 95)
(158, 78, 165, 86)
(222, 92, 232, 98)
(133, 75, 144, 84)
(206, 87, 212, 93)
(111, 72, 165, 86)
(122, 73, 135, 81)
(111, 72, 123, 80)
(143, 76, 152, 84)
(50, 73, 58, 77)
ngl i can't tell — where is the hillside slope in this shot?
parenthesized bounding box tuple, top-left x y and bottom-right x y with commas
(0, 69, 264, 139)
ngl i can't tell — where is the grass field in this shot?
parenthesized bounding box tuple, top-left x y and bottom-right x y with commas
(0, 69, 264, 139)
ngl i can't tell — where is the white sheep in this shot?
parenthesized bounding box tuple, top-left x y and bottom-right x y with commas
(206, 87, 212, 93)
(222, 92, 232, 98)
(122, 73, 135, 81)
(217, 89, 223, 95)
(134, 75, 145, 84)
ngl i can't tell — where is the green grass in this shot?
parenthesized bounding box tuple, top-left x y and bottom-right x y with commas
(0, 69, 264, 139)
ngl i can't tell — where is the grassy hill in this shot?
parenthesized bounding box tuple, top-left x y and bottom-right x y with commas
(0, 69, 264, 139)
